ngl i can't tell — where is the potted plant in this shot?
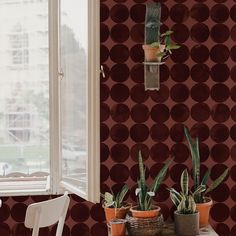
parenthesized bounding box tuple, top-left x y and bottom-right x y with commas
(143, 30, 180, 62)
(184, 127, 229, 227)
(130, 150, 172, 218)
(101, 184, 130, 222)
(169, 169, 200, 236)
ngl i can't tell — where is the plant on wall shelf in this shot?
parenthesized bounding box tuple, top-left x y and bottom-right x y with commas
(143, 29, 180, 62)
(184, 126, 229, 227)
(149, 30, 180, 62)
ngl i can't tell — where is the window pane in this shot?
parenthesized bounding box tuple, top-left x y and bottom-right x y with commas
(0, 0, 49, 177)
(60, 0, 88, 194)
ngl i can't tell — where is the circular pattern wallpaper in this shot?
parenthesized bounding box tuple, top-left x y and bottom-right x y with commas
(1, 0, 236, 235)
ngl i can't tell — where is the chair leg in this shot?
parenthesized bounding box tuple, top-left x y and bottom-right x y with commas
(55, 198, 70, 236)
(32, 207, 41, 236)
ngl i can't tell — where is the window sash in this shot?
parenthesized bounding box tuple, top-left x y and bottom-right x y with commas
(58, 0, 100, 203)
(0, 0, 100, 202)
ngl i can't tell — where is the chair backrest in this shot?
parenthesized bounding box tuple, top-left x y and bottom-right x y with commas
(24, 192, 70, 236)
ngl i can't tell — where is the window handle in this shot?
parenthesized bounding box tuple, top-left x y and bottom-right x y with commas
(100, 65, 105, 78)
(58, 69, 64, 80)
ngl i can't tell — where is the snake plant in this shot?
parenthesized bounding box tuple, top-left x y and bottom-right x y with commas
(169, 169, 198, 214)
(101, 184, 128, 208)
(135, 150, 172, 211)
(184, 126, 229, 203)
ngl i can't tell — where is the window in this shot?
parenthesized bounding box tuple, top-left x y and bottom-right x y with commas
(0, 0, 100, 203)
(8, 106, 31, 142)
(9, 24, 29, 65)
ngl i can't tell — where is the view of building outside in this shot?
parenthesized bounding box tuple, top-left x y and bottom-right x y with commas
(60, 0, 88, 191)
(0, 0, 87, 181)
(0, 0, 49, 176)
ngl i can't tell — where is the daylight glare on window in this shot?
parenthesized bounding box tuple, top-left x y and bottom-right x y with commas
(60, 0, 88, 193)
(0, 0, 49, 177)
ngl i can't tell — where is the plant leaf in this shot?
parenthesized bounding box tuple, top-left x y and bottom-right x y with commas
(138, 150, 148, 210)
(116, 184, 128, 208)
(138, 150, 146, 189)
(114, 192, 120, 208)
(164, 35, 171, 47)
(181, 169, 189, 195)
(150, 158, 173, 193)
(205, 169, 229, 195)
(150, 42, 160, 48)
(103, 192, 115, 207)
(177, 196, 186, 213)
(201, 169, 211, 186)
(193, 184, 206, 197)
(135, 188, 141, 196)
(166, 44, 181, 50)
(147, 191, 155, 197)
(168, 188, 182, 207)
(104, 192, 113, 202)
(195, 137, 201, 188)
(184, 126, 200, 191)
(161, 30, 173, 37)
(188, 195, 196, 213)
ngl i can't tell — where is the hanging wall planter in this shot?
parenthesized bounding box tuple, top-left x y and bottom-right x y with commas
(142, 44, 165, 62)
(143, 3, 180, 90)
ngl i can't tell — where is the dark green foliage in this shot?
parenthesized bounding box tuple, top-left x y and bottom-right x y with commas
(169, 169, 198, 214)
(136, 150, 172, 211)
(101, 184, 129, 208)
(184, 127, 229, 203)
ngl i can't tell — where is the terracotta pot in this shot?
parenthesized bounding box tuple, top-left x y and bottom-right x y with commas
(130, 205, 161, 218)
(108, 219, 126, 236)
(104, 205, 131, 222)
(196, 197, 213, 227)
(174, 211, 199, 236)
(142, 44, 160, 62)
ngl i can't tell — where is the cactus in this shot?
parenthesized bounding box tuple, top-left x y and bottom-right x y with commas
(184, 127, 229, 203)
(101, 184, 129, 208)
(169, 169, 200, 214)
(135, 150, 172, 211)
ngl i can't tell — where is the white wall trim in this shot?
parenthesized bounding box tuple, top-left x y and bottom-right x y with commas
(87, 0, 100, 203)
(49, 0, 60, 195)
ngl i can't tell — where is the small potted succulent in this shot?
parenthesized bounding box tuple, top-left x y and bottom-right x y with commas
(130, 150, 172, 218)
(184, 127, 229, 227)
(143, 30, 180, 62)
(101, 184, 130, 222)
(169, 169, 200, 236)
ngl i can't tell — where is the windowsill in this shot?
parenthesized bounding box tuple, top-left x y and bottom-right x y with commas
(0, 176, 51, 196)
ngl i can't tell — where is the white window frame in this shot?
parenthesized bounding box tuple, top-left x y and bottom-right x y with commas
(0, 0, 100, 203)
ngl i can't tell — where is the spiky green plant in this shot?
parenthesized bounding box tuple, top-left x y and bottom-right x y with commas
(135, 150, 172, 211)
(184, 126, 229, 203)
(101, 184, 128, 208)
(168, 169, 199, 214)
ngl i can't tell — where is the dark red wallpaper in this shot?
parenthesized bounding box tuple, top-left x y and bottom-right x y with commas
(0, 0, 236, 235)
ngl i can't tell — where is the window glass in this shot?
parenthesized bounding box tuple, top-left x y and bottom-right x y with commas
(0, 0, 49, 177)
(60, 0, 88, 194)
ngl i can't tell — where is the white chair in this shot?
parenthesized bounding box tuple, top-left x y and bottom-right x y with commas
(24, 192, 70, 236)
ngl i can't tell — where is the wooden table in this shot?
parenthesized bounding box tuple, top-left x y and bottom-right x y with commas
(160, 224, 218, 236)
(108, 224, 218, 236)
